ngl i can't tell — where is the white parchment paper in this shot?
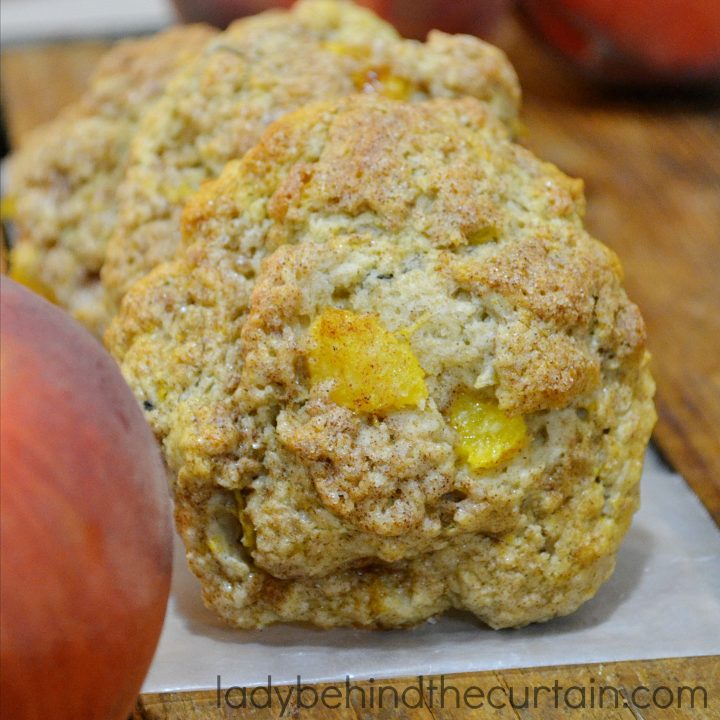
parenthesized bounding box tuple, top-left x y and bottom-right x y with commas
(144, 446, 720, 692)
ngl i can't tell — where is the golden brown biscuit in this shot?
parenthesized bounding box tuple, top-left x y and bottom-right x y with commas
(8, 25, 215, 334)
(100, 0, 520, 316)
(107, 96, 655, 629)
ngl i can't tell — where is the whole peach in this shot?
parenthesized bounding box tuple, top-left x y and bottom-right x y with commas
(520, 0, 720, 84)
(0, 278, 172, 720)
(172, 0, 510, 38)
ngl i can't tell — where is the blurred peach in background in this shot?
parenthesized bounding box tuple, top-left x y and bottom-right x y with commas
(171, 0, 511, 39)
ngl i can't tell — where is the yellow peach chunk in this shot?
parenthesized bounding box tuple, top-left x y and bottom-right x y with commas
(449, 391, 527, 470)
(353, 67, 412, 100)
(308, 307, 428, 414)
(321, 41, 370, 61)
(8, 245, 56, 303)
(0, 194, 16, 220)
(320, 42, 412, 100)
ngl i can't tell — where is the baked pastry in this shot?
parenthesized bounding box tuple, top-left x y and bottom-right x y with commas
(8, 0, 519, 335)
(107, 95, 655, 629)
(100, 0, 520, 317)
(8, 25, 215, 335)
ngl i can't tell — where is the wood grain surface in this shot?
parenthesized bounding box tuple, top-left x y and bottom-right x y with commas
(0, 40, 109, 141)
(133, 656, 719, 719)
(1, 17, 718, 720)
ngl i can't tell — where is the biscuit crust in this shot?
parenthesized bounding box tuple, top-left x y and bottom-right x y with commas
(107, 96, 655, 629)
(100, 0, 520, 314)
(9, 25, 215, 335)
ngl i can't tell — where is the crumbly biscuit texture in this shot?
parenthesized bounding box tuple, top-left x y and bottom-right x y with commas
(107, 95, 655, 629)
(9, 25, 215, 335)
(100, 0, 520, 312)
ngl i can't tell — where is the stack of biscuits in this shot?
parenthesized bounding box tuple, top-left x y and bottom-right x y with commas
(10, 0, 655, 629)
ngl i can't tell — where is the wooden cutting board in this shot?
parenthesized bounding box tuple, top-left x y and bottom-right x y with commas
(135, 655, 719, 719)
